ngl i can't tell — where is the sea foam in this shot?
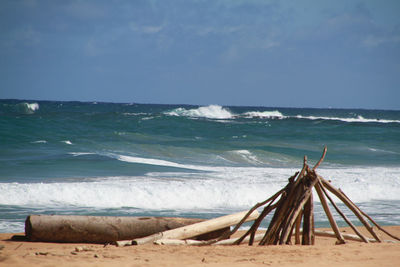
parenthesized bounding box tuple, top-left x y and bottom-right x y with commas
(165, 105, 234, 119)
(1, 166, 399, 211)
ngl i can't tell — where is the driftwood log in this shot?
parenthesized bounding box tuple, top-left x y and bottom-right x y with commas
(25, 215, 228, 244)
(117, 210, 260, 246)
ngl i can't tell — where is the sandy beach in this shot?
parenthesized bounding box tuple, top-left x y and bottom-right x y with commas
(1, 226, 399, 267)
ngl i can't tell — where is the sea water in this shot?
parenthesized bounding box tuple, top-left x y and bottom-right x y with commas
(1, 100, 399, 232)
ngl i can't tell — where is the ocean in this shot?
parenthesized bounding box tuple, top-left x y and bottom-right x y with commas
(1, 100, 399, 233)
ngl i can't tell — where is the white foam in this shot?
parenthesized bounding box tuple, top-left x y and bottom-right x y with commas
(32, 140, 47, 144)
(69, 152, 96, 156)
(230, 150, 263, 165)
(242, 110, 285, 119)
(164, 105, 235, 119)
(61, 140, 73, 145)
(0, 166, 398, 211)
(26, 102, 39, 112)
(295, 115, 400, 124)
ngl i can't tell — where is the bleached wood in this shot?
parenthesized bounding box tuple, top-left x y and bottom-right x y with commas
(131, 210, 260, 245)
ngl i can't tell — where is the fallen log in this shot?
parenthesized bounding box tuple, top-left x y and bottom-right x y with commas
(126, 210, 260, 246)
(25, 215, 227, 244)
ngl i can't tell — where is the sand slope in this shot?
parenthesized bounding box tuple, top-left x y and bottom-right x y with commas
(1, 226, 400, 267)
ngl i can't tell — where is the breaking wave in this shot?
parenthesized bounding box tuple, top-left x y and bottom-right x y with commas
(164, 105, 235, 119)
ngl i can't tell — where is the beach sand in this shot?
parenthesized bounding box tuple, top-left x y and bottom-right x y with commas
(1, 226, 399, 266)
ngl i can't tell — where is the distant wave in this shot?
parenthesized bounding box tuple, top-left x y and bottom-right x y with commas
(31, 140, 47, 144)
(164, 105, 235, 119)
(163, 105, 399, 124)
(242, 110, 285, 119)
(61, 140, 73, 145)
(295, 114, 400, 124)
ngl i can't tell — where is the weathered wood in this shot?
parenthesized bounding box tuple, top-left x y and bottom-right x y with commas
(313, 146, 327, 171)
(339, 189, 400, 242)
(319, 182, 369, 243)
(25, 215, 211, 244)
(314, 182, 346, 244)
(320, 177, 382, 242)
(234, 201, 278, 245)
(131, 210, 260, 245)
(295, 209, 302, 244)
(302, 193, 313, 245)
(277, 173, 319, 245)
(260, 174, 306, 245)
(153, 234, 266, 246)
(313, 230, 398, 243)
(220, 187, 283, 243)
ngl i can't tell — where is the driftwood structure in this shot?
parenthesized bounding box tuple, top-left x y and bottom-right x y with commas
(214, 147, 400, 246)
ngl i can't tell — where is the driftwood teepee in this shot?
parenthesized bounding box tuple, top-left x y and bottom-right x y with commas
(217, 147, 400, 246)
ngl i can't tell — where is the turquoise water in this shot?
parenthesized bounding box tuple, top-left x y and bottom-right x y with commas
(1, 100, 399, 232)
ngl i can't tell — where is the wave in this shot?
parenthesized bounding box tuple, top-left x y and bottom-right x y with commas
(242, 110, 285, 119)
(163, 105, 400, 124)
(294, 114, 400, 124)
(69, 152, 96, 157)
(10, 102, 40, 114)
(164, 105, 235, 119)
(31, 140, 47, 144)
(0, 167, 399, 211)
(61, 140, 73, 145)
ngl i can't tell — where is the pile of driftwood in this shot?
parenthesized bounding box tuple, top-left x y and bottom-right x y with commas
(21, 147, 399, 246)
(215, 147, 400, 246)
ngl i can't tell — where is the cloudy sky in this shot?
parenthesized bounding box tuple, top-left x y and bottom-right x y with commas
(1, 0, 399, 109)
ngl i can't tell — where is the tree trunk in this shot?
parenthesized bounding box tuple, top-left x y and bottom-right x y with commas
(25, 215, 225, 244)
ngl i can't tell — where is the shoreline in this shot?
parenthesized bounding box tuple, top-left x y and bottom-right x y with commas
(1, 226, 400, 266)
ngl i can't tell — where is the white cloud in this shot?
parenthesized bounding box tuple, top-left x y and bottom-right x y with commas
(1, 26, 40, 48)
(362, 34, 400, 47)
(129, 23, 164, 34)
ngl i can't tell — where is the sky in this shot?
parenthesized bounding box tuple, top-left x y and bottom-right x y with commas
(1, 0, 400, 109)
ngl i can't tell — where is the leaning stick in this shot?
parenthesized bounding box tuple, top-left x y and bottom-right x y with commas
(339, 189, 400, 242)
(313, 230, 398, 243)
(319, 182, 369, 243)
(313, 146, 327, 171)
(301, 192, 314, 245)
(220, 187, 284, 242)
(295, 209, 303, 244)
(233, 201, 277, 245)
(314, 182, 346, 244)
(320, 177, 382, 242)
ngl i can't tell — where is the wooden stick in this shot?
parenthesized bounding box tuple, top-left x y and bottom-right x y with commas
(220, 188, 284, 242)
(234, 201, 278, 245)
(313, 230, 398, 243)
(302, 192, 314, 245)
(131, 210, 260, 245)
(295, 209, 302, 244)
(339, 189, 400, 242)
(313, 146, 327, 171)
(319, 182, 369, 243)
(315, 182, 346, 244)
(320, 177, 382, 242)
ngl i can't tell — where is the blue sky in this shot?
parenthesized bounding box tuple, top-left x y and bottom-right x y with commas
(1, 0, 400, 109)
